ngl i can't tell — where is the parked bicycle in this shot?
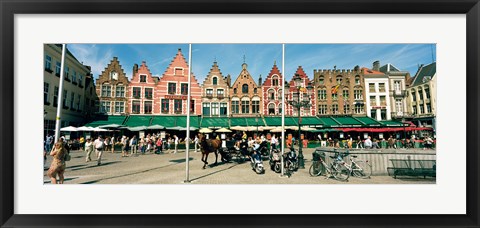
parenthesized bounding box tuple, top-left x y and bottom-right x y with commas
(340, 152, 372, 179)
(309, 152, 349, 181)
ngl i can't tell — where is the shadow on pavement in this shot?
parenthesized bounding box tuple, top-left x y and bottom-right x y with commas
(44, 176, 79, 184)
(189, 163, 240, 182)
(70, 161, 122, 171)
(169, 157, 194, 163)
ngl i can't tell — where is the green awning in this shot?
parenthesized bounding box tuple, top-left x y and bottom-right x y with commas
(318, 117, 341, 127)
(201, 117, 229, 128)
(297, 116, 324, 127)
(264, 117, 282, 126)
(151, 116, 176, 128)
(85, 115, 127, 127)
(354, 116, 382, 126)
(332, 116, 363, 127)
(380, 120, 407, 127)
(246, 117, 264, 127)
(124, 115, 151, 127)
(230, 117, 247, 126)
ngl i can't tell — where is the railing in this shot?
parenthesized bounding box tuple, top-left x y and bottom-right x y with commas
(391, 90, 406, 97)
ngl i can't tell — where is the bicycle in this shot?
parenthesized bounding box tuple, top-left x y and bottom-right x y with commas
(309, 152, 349, 181)
(341, 153, 372, 179)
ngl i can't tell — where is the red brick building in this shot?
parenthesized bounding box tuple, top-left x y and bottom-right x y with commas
(127, 61, 157, 114)
(285, 66, 316, 116)
(156, 49, 202, 115)
(262, 62, 284, 116)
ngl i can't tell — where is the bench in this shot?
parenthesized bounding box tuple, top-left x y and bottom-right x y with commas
(387, 159, 436, 179)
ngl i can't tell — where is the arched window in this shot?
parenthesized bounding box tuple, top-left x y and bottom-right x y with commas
(233, 88, 237, 94)
(268, 103, 275, 115)
(212, 77, 218, 85)
(268, 89, 275, 100)
(278, 89, 283, 100)
(242, 84, 249, 94)
(318, 76, 324, 85)
(336, 76, 343, 85)
(355, 75, 360, 85)
(272, 76, 279, 86)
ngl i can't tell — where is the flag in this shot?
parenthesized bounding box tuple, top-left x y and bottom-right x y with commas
(331, 84, 340, 94)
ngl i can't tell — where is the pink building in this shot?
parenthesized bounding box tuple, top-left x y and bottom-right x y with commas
(262, 62, 284, 116)
(285, 66, 316, 116)
(127, 61, 157, 114)
(156, 49, 202, 115)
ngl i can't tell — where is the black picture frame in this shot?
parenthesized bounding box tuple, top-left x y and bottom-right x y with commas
(1, 0, 479, 227)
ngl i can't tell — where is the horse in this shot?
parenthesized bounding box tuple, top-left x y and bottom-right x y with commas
(198, 134, 222, 169)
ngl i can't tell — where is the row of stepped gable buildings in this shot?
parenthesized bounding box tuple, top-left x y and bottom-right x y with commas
(43, 44, 437, 135)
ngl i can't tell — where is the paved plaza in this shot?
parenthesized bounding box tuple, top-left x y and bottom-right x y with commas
(44, 148, 436, 184)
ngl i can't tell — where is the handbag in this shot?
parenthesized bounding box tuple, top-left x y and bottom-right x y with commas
(64, 152, 71, 161)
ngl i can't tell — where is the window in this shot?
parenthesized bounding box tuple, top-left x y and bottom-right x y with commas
(370, 109, 377, 119)
(354, 90, 363, 100)
(44, 83, 49, 104)
(254, 88, 257, 94)
(168, 83, 176, 94)
(343, 104, 350, 114)
(379, 83, 386, 92)
(161, 99, 169, 113)
(412, 105, 417, 115)
(101, 101, 111, 113)
(72, 71, 77, 83)
(424, 86, 431, 99)
(211, 103, 219, 116)
(145, 88, 153, 99)
(420, 104, 425, 114)
(231, 101, 239, 114)
(174, 99, 182, 113)
(418, 88, 424, 100)
(64, 66, 70, 79)
(45, 55, 52, 71)
(342, 89, 349, 99)
(278, 89, 282, 100)
(278, 103, 283, 114)
(181, 83, 188, 95)
(133, 87, 141, 98)
(220, 103, 227, 116)
(370, 96, 376, 106)
(53, 86, 59, 107)
(272, 76, 279, 86)
(116, 86, 125, 97)
(203, 103, 211, 115)
(70, 92, 75, 109)
(268, 103, 275, 115)
(115, 101, 124, 113)
(175, 68, 183, 75)
(268, 89, 275, 100)
(206, 89, 213, 97)
(132, 101, 140, 113)
(318, 104, 327, 115)
(79, 74, 83, 86)
(380, 109, 387, 120)
(140, 75, 147, 83)
(62, 90, 68, 108)
(426, 103, 432, 113)
(77, 95, 81, 110)
(318, 76, 324, 85)
(144, 101, 152, 114)
(355, 76, 360, 85)
(394, 81, 401, 93)
(242, 84, 249, 94)
(411, 90, 417, 101)
(332, 104, 339, 114)
(190, 100, 195, 113)
(336, 76, 342, 85)
(101, 85, 111, 97)
(395, 99, 403, 113)
(55, 62, 61, 76)
(380, 96, 386, 106)
(217, 89, 224, 98)
(354, 104, 364, 114)
(233, 88, 237, 94)
(369, 83, 375, 92)
(241, 100, 250, 114)
(252, 100, 260, 114)
(212, 77, 218, 85)
(318, 89, 326, 100)
(332, 91, 338, 100)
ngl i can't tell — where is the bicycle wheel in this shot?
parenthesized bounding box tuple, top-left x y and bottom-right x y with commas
(352, 160, 372, 179)
(235, 153, 245, 164)
(309, 161, 324, 177)
(331, 162, 349, 181)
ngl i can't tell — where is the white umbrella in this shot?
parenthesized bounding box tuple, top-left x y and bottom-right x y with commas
(199, 128, 213, 133)
(179, 127, 198, 131)
(127, 126, 148, 131)
(147, 124, 166, 130)
(92, 127, 109, 132)
(216, 128, 232, 133)
(76, 126, 94, 131)
(230, 126, 245, 131)
(60, 126, 78, 132)
(98, 124, 124, 129)
(270, 127, 286, 133)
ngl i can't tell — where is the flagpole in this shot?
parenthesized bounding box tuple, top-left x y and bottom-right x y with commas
(185, 44, 192, 183)
(54, 44, 67, 143)
(281, 44, 285, 176)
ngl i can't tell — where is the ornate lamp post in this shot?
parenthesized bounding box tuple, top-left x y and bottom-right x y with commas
(285, 74, 313, 169)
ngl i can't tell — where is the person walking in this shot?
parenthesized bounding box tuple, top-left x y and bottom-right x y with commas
(110, 136, 115, 153)
(156, 137, 163, 154)
(194, 135, 199, 153)
(174, 135, 179, 154)
(84, 138, 93, 162)
(45, 133, 54, 153)
(364, 136, 372, 149)
(270, 134, 278, 152)
(94, 135, 104, 166)
(47, 140, 67, 184)
(356, 136, 363, 149)
(121, 136, 128, 157)
(130, 135, 138, 156)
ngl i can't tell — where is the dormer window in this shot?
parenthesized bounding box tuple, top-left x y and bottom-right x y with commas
(212, 77, 218, 85)
(242, 84, 249, 94)
(140, 75, 147, 83)
(272, 76, 279, 86)
(174, 67, 183, 76)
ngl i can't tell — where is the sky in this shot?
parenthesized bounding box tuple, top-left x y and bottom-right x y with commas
(68, 43, 436, 83)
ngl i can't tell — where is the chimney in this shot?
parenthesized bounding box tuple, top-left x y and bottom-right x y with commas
(133, 63, 139, 77)
(226, 74, 231, 86)
(373, 61, 380, 71)
(258, 74, 262, 86)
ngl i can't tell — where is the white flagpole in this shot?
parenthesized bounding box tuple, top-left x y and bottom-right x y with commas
(185, 44, 192, 183)
(281, 44, 285, 176)
(54, 44, 67, 143)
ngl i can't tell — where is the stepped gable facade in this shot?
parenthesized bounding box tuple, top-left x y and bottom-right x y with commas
(127, 61, 156, 114)
(96, 57, 129, 115)
(201, 61, 230, 116)
(229, 63, 262, 117)
(313, 66, 366, 116)
(262, 62, 284, 116)
(285, 66, 316, 116)
(155, 48, 202, 115)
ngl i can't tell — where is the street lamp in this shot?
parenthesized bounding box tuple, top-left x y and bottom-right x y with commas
(286, 74, 313, 169)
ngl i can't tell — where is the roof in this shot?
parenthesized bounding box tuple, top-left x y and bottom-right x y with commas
(379, 63, 401, 73)
(361, 67, 385, 76)
(411, 62, 436, 86)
